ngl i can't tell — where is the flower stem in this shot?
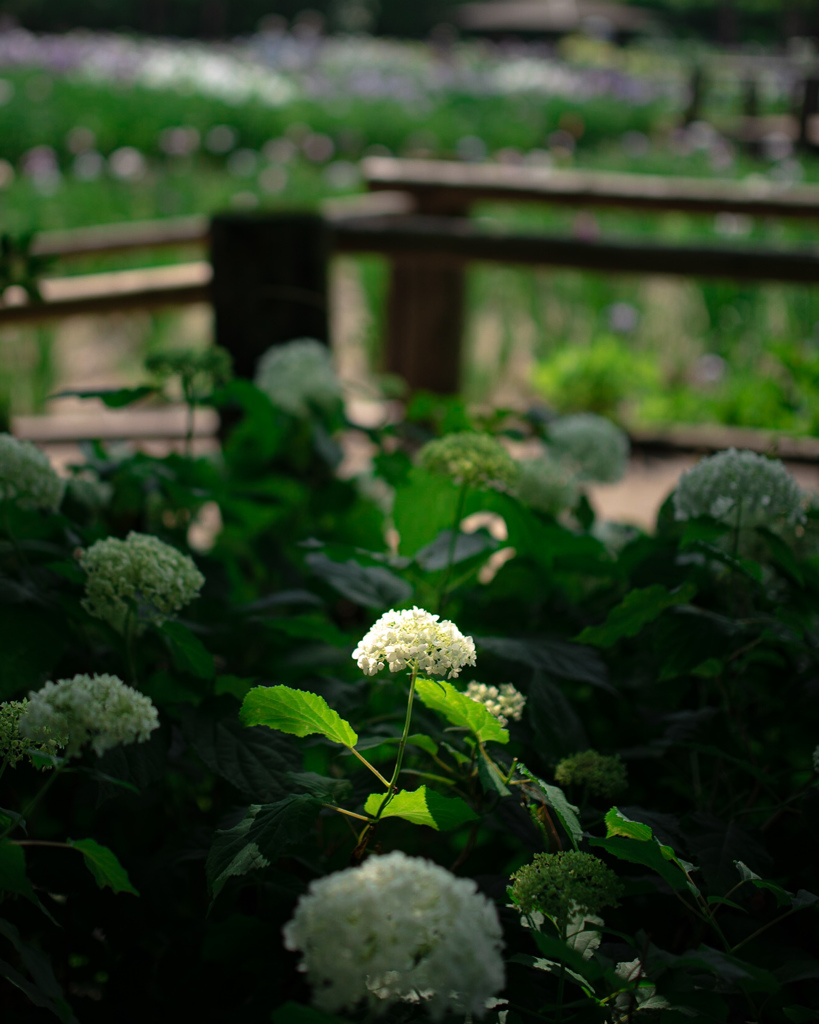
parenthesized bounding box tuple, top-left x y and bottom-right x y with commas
(373, 663, 419, 820)
(348, 746, 390, 788)
(0, 762, 66, 842)
(436, 482, 469, 615)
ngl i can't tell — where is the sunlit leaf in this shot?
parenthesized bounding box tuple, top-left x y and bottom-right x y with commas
(363, 786, 478, 830)
(241, 685, 358, 747)
(415, 678, 508, 745)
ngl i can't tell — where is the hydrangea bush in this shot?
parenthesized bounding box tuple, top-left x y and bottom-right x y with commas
(1, 387, 817, 1024)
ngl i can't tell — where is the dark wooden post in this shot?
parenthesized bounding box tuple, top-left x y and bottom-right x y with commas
(798, 77, 819, 151)
(742, 77, 761, 157)
(209, 212, 329, 380)
(682, 65, 705, 127)
(384, 197, 470, 394)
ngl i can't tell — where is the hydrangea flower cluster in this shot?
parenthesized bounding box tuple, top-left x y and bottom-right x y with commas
(0, 699, 64, 768)
(547, 413, 630, 484)
(514, 454, 579, 515)
(465, 681, 526, 726)
(0, 433, 65, 512)
(254, 338, 341, 418)
(81, 531, 205, 634)
(673, 448, 805, 529)
(510, 851, 621, 931)
(283, 850, 505, 1020)
(554, 749, 628, 800)
(19, 673, 159, 758)
(419, 432, 518, 491)
(352, 606, 476, 679)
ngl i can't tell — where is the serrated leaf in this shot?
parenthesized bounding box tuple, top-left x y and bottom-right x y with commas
(363, 786, 478, 830)
(206, 795, 321, 897)
(734, 861, 816, 909)
(516, 763, 582, 850)
(241, 685, 358, 748)
(477, 635, 611, 690)
(183, 704, 300, 803)
(415, 678, 509, 745)
(160, 621, 214, 680)
(589, 808, 696, 893)
(305, 552, 412, 610)
(286, 772, 352, 802)
(67, 838, 138, 895)
(575, 582, 698, 647)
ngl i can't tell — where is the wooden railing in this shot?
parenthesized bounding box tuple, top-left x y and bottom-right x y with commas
(3, 161, 819, 456)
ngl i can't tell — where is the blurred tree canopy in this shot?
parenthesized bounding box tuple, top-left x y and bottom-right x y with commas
(1, 0, 463, 38)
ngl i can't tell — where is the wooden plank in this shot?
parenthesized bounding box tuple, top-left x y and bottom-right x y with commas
(332, 214, 819, 283)
(629, 424, 819, 463)
(13, 406, 219, 443)
(0, 262, 212, 325)
(362, 156, 819, 218)
(32, 216, 209, 260)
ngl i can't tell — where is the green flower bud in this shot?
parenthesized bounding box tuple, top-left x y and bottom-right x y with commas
(554, 749, 628, 801)
(510, 851, 621, 930)
(419, 432, 517, 491)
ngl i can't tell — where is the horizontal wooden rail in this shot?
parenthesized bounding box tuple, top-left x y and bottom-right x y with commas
(331, 214, 819, 283)
(363, 156, 819, 219)
(0, 262, 212, 325)
(32, 216, 210, 261)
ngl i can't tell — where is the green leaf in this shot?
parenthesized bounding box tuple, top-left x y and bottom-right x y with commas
(67, 838, 138, 895)
(477, 749, 512, 798)
(588, 808, 697, 893)
(575, 582, 698, 647)
(0, 841, 36, 901)
(206, 795, 321, 897)
(241, 685, 358, 748)
(414, 528, 498, 572)
(183, 702, 300, 803)
(363, 786, 478, 830)
(392, 466, 461, 557)
(214, 675, 257, 701)
(785, 1008, 819, 1023)
(160, 621, 214, 680)
(756, 526, 804, 586)
(734, 861, 817, 910)
(414, 678, 509, 745)
(531, 931, 604, 983)
(680, 517, 730, 547)
(0, 918, 78, 1023)
(516, 763, 583, 850)
(305, 552, 412, 610)
(477, 635, 612, 691)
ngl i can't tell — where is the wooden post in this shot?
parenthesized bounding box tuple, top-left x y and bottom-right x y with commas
(383, 197, 470, 394)
(682, 65, 705, 127)
(209, 212, 329, 380)
(742, 77, 761, 157)
(798, 77, 819, 151)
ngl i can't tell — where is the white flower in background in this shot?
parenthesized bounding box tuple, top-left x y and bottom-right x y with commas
(0, 699, 64, 768)
(81, 531, 204, 634)
(547, 413, 630, 484)
(514, 455, 579, 515)
(465, 681, 526, 726)
(352, 606, 476, 679)
(19, 674, 159, 758)
(419, 432, 518, 492)
(254, 338, 341, 418)
(283, 850, 505, 1020)
(673, 448, 805, 529)
(0, 433, 65, 512)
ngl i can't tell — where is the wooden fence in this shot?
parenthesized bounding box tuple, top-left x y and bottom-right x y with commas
(3, 160, 819, 458)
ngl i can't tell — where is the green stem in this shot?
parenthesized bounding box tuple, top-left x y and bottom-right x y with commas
(183, 383, 195, 459)
(348, 747, 390, 788)
(124, 608, 138, 687)
(323, 804, 371, 823)
(731, 905, 803, 955)
(0, 762, 66, 842)
(373, 663, 419, 820)
(436, 482, 469, 615)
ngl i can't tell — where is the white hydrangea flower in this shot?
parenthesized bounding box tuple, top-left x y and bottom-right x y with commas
(283, 850, 505, 1020)
(352, 606, 476, 679)
(19, 673, 159, 758)
(673, 448, 805, 529)
(465, 681, 526, 726)
(514, 455, 579, 515)
(547, 413, 630, 484)
(81, 531, 205, 634)
(254, 338, 341, 418)
(0, 433, 65, 512)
